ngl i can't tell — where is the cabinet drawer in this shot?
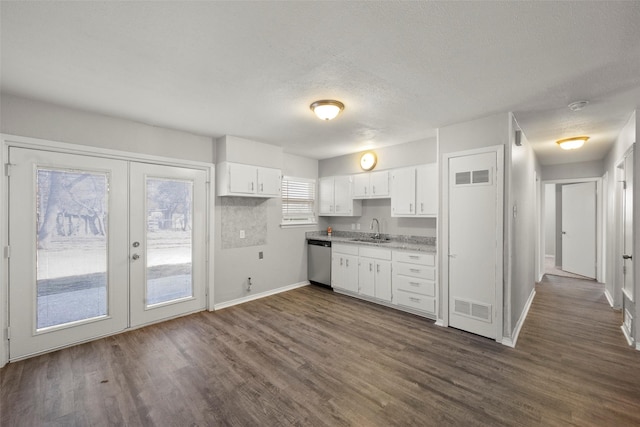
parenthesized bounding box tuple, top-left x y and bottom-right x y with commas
(359, 246, 391, 260)
(393, 251, 435, 266)
(395, 291, 436, 314)
(394, 263, 435, 280)
(394, 276, 435, 297)
(333, 243, 359, 256)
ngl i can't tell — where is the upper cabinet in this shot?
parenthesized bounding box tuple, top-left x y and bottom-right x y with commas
(353, 171, 390, 199)
(217, 161, 281, 197)
(391, 163, 437, 217)
(319, 176, 362, 216)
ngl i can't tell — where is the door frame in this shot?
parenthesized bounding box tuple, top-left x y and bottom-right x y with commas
(1, 133, 216, 366)
(540, 177, 604, 284)
(441, 145, 504, 344)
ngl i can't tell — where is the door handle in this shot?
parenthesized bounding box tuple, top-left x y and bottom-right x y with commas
(562, 231, 567, 235)
(623, 254, 633, 260)
(132, 254, 140, 261)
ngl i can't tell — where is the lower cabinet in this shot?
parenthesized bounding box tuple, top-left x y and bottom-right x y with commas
(392, 250, 437, 316)
(331, 244, 359, 293)
(331, 244, 437, 319)
(358, 247, 392, 302)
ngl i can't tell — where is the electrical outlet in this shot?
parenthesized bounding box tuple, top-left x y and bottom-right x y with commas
(240, 230, 246, 238)
(259, 251, 263, 259)
(357, 223, 361, 230)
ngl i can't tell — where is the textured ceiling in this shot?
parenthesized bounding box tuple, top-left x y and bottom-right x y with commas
(1, 1, 639, 163)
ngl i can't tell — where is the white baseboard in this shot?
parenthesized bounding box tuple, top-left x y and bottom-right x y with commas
(621, 325, 634, 347)
(604, 288, 615, 307)
(213, 281, 309, 311)
(502, 288, 536, 348)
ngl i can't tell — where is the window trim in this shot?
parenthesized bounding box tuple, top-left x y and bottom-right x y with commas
(280, 175, 317, 227)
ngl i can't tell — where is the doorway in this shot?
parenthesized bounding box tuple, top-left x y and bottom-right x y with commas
(7, 147, 209, 360)
(542, 179, 603, 282)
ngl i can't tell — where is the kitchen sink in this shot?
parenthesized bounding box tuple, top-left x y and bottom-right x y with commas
(350, 238, 392, 244)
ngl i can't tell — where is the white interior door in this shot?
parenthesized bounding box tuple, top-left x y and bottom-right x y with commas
(8, 148, 129, 360)
(129, 162, 207, 327)
(448, 152, 498, 339)
(561, 182, 596, 278)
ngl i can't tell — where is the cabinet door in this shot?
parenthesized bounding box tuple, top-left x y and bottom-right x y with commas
(257, 167, 281, 196)
(228, 163, 257, 194)
(358, 258, 376, 297)
(343, 255, 359, 293)
(333, 176, 353, 214)
(352, 174, 369, 198)
(416, 164, 437, 216)
(370, 171, 389, 197)
(319, 178, 335, 214)
(375, 260, 392, 302)
(391, 167, 416, 216)
(331, 253, 343, 289)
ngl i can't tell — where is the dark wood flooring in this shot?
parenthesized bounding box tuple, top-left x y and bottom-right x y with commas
(2, 275, 640, 426)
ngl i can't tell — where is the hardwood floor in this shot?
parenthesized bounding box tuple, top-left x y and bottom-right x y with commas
(2, 275, 640, 426)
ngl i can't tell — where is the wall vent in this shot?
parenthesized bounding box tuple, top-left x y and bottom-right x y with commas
(455, 171, 471, 185)
(472, 169, 490, 184)
(453, 297, 492, 323)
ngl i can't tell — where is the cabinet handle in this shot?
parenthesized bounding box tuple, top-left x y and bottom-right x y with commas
(251, 182, 254, 191)
(340, 258, 343, 266)
(346, 259, 349, 267)
(421, 202, 424, 213)
(369, 263, 373, 272)
(409, 297, 421, 303)
(409, 255, 420, 259)
(372, 185, 376, 194)
(410, 282, 420, 286)
(364, 187, 367, 195)
(410, 268, 421, 273)
(261, 183, 264, 192)
(410, 203, 413, 212)
(376, 264, 380, 273)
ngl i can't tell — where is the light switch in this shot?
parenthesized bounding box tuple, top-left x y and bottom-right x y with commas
(240, 230, 246, 238)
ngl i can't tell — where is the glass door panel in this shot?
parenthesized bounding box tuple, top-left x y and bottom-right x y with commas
(36, 168, 109, 329)
(145, 178, 194, 306)
(9, 148, 128, 360)
(129, 162, 207, 327)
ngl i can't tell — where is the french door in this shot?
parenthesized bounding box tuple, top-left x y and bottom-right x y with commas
(8, 148, 207, 360)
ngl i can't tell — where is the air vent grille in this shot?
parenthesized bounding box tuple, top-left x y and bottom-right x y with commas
(455, 171, 471, 185)
(453, 297, 492, 323)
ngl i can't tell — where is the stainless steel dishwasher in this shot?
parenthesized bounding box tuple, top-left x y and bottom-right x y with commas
(307, 239, 332, 288)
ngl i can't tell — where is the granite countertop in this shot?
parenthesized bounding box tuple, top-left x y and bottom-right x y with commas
(306, 231, 436, 253)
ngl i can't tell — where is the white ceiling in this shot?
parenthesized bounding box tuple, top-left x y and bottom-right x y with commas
(1, 1, 639, 163)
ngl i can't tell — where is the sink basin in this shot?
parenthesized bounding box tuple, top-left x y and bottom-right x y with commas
(350, 238, 392, 244)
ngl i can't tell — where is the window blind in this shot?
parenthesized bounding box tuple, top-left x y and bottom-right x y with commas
(281, 176, 316, 225)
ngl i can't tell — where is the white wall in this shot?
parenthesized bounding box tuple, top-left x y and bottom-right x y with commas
(318, 138, 438, 237)
(213, 151, 318, 305)
(603, 111, 636, 310)
(0, 94, 214, 162)
(544, 184, 556, 256)
(541, 160, 604, 181)
(508, 118, 540, 341)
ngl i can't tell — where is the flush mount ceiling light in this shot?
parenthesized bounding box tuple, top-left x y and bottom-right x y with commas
(568, 100, 589, 112)
(556, 136, 589, 150)
(360, 151, 377, 171)
(310, 100, 344, 120)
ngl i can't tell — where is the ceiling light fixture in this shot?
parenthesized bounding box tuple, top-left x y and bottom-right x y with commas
(310, 100, 344, 120)
(568, 100, 589, 112)
(360, 151, 377, 171)
(556, 136, 589, 150)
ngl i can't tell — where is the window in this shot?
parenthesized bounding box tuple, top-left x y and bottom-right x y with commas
(281, 176, 316, 226)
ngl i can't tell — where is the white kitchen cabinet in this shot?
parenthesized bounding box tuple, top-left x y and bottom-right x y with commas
(217, 161, 281, 197)
(391, 167, 416, 215)
(416, 164, 438, 216)
(358, 246, 392, 302)
(391, 164, 437, 217)
(319, 176, 362, 216)
(353, 171, 390, 199)
(392, 250, 437, 316)
(331, 244, 359, 293)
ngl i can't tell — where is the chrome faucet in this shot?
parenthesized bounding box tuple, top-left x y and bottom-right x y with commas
(370, 218, 380, 240)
